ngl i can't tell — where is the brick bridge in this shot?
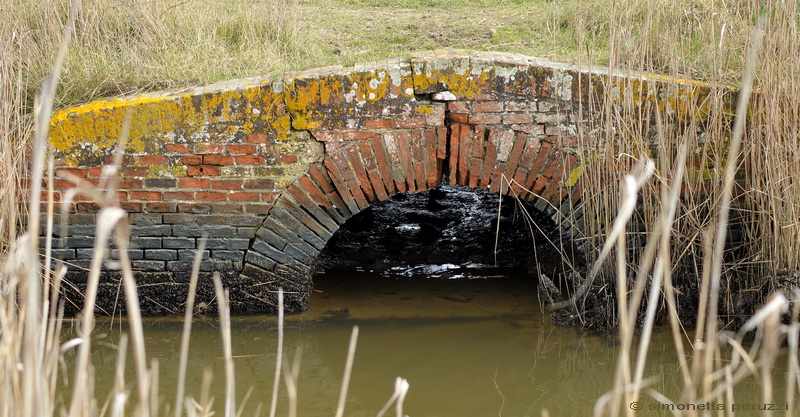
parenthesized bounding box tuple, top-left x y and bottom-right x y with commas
(44, 50, 725, 314)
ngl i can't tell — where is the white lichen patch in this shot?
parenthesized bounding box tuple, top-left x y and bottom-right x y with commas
(548, 70, 574, 101)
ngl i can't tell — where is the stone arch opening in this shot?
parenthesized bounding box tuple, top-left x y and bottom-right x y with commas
(315, 183, 576, 275)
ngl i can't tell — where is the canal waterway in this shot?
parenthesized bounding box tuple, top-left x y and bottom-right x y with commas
(58, 185, 793, 416)
(61, 268, 709, 417)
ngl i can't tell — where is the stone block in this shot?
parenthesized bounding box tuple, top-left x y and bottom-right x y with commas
(130, 237, 162, 249)
(110, 249, 144, 260)
(251, 240, 292, 264)
(256, 227, 287, 250)
(244, 251, 277, 270)
(163, 237, 196, 249)
(131, 225, 172, 237)
(129, 213, 163, 225)
(177, 249, 210, 262)
(48, 249, 76, 260)
(145, 249, 178, 261)
(211, 250, 245, 261)
(171, 225, 236, 238)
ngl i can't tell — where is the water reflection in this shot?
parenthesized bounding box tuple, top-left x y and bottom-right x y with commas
(60, 270, 777, 416)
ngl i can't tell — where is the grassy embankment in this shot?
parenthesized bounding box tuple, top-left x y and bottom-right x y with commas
(2, 0, 800, 416)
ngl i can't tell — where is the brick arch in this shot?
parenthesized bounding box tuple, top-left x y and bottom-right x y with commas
(242, 113, 584, 311)
(43, 50, 726, 314)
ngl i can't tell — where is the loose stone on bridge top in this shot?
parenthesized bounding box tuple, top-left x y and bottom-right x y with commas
(432, 91, 457, 101)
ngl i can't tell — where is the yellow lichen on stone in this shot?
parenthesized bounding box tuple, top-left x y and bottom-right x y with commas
(49, 95, 182, 165)
(49, 78, 289, 167)
(416, 105, 436, 115)
(565, 163, 584, 187)
(145, 164, 187, 179)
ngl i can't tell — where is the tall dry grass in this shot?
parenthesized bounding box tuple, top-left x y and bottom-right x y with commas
(3, 0, 306, 109)
(548, 0, 800, 415)
(0, 15, 30, 262)
(560, 0, 800, 329)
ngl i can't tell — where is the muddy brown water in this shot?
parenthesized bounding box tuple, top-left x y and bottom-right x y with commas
(60, 269, 790, 417)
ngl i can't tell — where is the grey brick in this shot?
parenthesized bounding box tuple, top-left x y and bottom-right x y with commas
(52, 225, 96, 237)
(263, 217, 292, 239)
(206, 238, 251, 250)
(172, 225, 237, 238)
(178, 249, 209, 262)
(205, 239, 228, 250)
(47, 249, 75, 260)
(198, 215, 237, 225)
(203, 225, 239, 238)
(42, 213, 94, 225)
(131, 225, 171, 237)
(211, 250, 244, 261)
(130, 237, 162, 249)
(67, 236, 95, 248)
(306, 206, 339, 232)
(76, 248, 96, 259)
(534, 198, 548, 212)
(256, 227, 287, 250)
(129, 213, 163, 225)
(163, 237, 195, 249)
(279, 197, 335, 236)
(229, 216, 262, 227)
(225, 238, 251, 250)
(251, 240, 292, 264)
(165, 261, 188, 272)
(269, 208, 302, 231)
(131, 260, 166, 271)
(230, 238, 252, 250)
(284, 243, 315, 262)
(110, 249, 144, 260)
(145, 249, 178, 260)
(244, 251, 277, 270)
(237, 227, 256, 239)
(163, 213, 197, 225)
(297, 226, 327, 250)
(39, 237, 64, 249)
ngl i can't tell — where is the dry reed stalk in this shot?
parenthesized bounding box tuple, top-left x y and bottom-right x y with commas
(334, 326, 359, 417)
(268, 289, 284, 417)
(376, 377, 410, 417)
(174, 236, 208, 417)
(212, 272, 236, 417)
(281, 347, 303, 417)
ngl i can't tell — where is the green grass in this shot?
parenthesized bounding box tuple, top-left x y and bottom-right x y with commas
(1, 0, 751, 111)
(1, 0, 766, 114)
